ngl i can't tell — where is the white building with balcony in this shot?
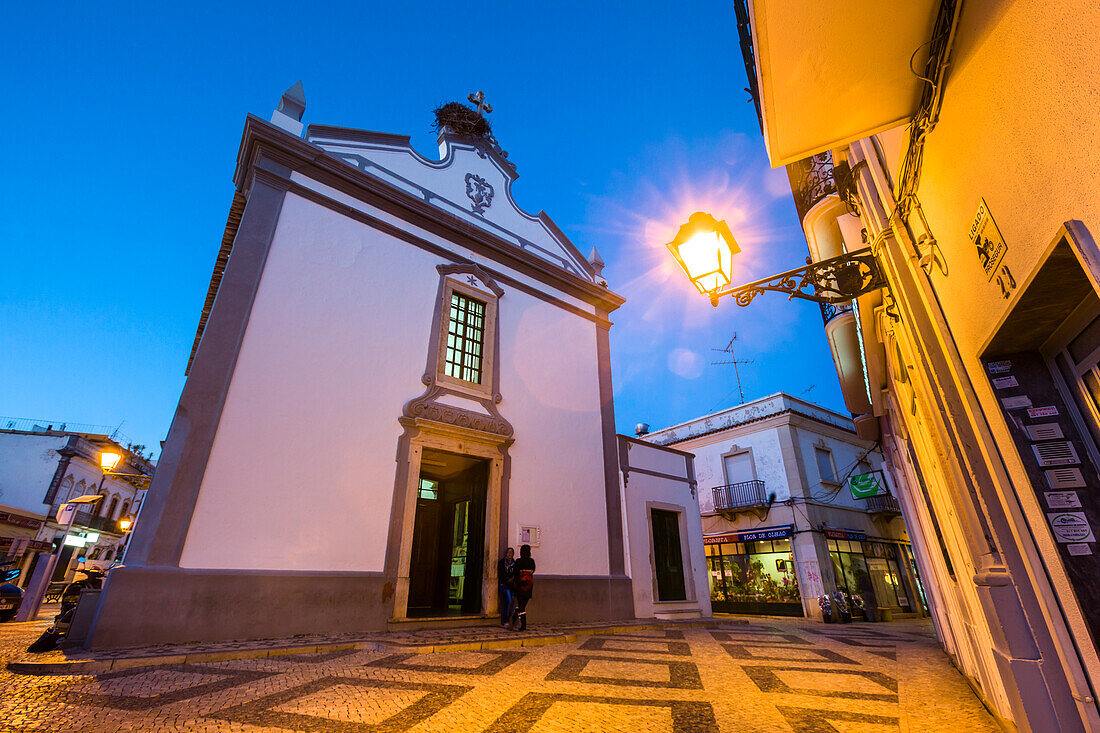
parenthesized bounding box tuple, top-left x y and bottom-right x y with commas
(645, 393, 925, 620)
(0, 420, 153, 585)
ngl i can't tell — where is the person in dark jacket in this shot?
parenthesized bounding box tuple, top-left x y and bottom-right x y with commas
(510, 544, 535, 631)
(497, 547, 516, 626)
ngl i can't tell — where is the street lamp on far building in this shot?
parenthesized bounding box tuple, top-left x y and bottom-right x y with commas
(100, 449, 123, 472)
(665, 210, 886, 308)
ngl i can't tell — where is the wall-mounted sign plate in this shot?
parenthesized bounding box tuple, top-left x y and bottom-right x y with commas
(1026, 423, 1065, 441)
(517, 524, 541, 547)
(1046, 467, 1086, 488)
(992, 376, 1020, 389)
(1046, 491, 1083, 509)
(1048, 512, 1096, 543)
(987, 360, 1013, 374)
(1028, 406, 1059, 418)
(969, 198, 1008, 281)
(1002, 395, 1033, 410)
(1032, 441, 1080, 467)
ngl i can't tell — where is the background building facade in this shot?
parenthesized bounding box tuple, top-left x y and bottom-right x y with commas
(646, 394, 925, 621)
(0, 420, 152, 585)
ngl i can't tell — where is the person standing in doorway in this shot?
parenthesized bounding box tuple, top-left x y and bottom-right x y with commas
(497, 547, 516, 627)
(511, 544, 535, 631)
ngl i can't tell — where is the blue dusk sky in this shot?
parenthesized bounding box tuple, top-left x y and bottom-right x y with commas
(1, 1, 846, 456)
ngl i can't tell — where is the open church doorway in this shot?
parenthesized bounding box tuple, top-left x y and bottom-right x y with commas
(407, 449, 489, 617)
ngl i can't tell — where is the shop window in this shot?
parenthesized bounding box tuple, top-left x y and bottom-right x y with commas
(705, 540, 800, 605)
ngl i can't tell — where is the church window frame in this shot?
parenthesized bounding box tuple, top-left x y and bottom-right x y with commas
(444, 291, 486, 384)
(433, 274, 499, 400)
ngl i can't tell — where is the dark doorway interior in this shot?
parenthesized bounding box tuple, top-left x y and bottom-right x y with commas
(408, 450, 488, 617)
(651, 508, 687, 601)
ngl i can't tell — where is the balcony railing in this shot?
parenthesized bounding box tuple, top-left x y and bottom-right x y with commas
(713, 480, 769, 513)
(51, 507, 115, 533)
(864, 494, 902, 516)
(820, 301, 854, 326)
(788, 151, 837, 221)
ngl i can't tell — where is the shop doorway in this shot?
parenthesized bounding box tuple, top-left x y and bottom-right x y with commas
(407, 450, 488, 617)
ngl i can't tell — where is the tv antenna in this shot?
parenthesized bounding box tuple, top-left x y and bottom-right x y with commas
(711, 334, 754, 405)
(801, 384, 817, 402)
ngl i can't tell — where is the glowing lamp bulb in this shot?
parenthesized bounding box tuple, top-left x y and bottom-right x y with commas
(100, 450, 123, 472)
(666, 212, 739, 302)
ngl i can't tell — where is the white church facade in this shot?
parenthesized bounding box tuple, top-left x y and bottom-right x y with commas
(86, 89, 708, 647)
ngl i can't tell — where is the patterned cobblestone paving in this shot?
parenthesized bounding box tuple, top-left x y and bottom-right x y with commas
(0, 618, 1002, 732)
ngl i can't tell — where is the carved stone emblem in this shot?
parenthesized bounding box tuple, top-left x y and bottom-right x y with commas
(465, 173, 494, 214)
(404, 387, 513, 438)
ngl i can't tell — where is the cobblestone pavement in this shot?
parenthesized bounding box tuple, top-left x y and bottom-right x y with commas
(0, 617, 1002, 732)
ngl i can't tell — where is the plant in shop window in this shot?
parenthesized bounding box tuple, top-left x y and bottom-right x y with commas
(779, 573, 801, 602)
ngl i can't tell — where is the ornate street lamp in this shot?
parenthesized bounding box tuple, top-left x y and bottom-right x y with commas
(665, 212, 740, 304)
(666, 211, 886, 307)
(99, 449, 123, 472)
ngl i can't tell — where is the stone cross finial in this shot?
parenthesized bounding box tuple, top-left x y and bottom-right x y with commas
(468, 91, 493, 116)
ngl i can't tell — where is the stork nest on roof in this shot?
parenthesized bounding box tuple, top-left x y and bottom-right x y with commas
(432, 102, 492, 138)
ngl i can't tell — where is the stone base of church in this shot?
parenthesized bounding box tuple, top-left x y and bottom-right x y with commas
(85, 566, 394, 650)
(529, 575, 635, 623)
(85, 568, 636, 649)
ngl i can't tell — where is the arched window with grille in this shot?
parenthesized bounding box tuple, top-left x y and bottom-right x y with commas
(105, 496, 119, 520)
(59, 476, 74, 501)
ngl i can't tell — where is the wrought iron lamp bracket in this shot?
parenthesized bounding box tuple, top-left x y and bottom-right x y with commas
(710, 247, 886, 307)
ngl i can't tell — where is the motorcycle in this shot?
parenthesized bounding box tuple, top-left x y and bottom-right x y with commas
(0, 561, 23, 622)
(27, 568, 105, 653)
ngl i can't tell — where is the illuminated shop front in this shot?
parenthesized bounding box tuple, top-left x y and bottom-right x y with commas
(825, 528, 925, 615)
(704, 525, 803, 616)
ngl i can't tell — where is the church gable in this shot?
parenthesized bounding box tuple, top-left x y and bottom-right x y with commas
(305, 123, 594, 281)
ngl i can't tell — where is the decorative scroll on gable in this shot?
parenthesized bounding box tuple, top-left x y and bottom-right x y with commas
(305, 125, 596, 281)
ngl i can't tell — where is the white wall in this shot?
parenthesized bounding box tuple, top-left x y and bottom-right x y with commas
(792, 427, 881, 511)
(688, 428, 789, 513)
(502, 289, 608, 576)
(180, 186, 610, 576)
(620, 439, 710, 618)
(0, 433, 67, 515)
